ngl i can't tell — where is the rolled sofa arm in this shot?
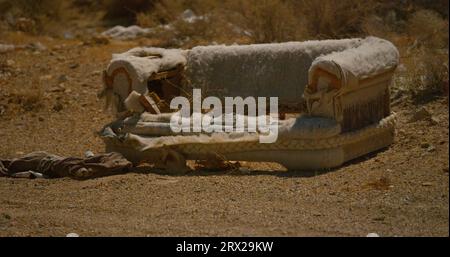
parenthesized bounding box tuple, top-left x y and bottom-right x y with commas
(305, 37, 399, 131)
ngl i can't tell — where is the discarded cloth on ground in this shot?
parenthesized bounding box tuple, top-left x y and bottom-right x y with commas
(0, 151, 132, 179)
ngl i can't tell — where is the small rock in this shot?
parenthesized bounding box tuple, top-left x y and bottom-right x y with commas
(420, 142, 430, 149)
(372, 216, 385, 221)
(58, 74, 68, 84)
(63, 32, 75, 40)
(409, 107, 432, 123)
(366, 233, 380, 237)
(53, 102, 63, 112)
(91, 70, 101, 76)
(69, 63, 79, 69)
(6, 59, 15, 66)
(421, 182, 433, 187)
(396, 129, 406, 136)
(430, 116, 440, 125)
(0, 43, 16, 53)
(1, 213, 11, 220)
(397, 64, 407, 73)
(85, 150, 94, 158)
(27, 42, 47, 52)
(66, 233, 79, 237)
(426, 145, 436, 152)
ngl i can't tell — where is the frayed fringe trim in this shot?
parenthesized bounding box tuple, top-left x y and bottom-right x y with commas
(342, 91, 390, 132)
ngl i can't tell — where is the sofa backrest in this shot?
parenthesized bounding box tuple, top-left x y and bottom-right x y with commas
(185, 38, 362, 111)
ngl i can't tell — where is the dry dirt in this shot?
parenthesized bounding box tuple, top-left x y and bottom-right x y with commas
(0, 32, 448, 237)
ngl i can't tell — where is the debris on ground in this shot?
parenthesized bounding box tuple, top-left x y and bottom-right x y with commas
(408, 107, 435, 123)
(84, 150, 94, 158)
(101, 25, 153, 40)
(0, 151, 132, 179)
(180, 9, 205, 24)
(0, 43, 22, 53)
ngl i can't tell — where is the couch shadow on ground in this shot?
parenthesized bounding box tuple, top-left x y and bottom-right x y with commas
(128, 147, 388, 179)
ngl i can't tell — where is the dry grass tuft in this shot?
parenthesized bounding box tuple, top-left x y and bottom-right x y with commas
(0, 54, 14, 78)
(136, 0, 383, 45)
(367, 176, 391, 191)
(0, 54, 8, 74)
(296, 0, 377, 39)
(229, 0, 305, 43)
(407, 9, 449, 49)
(8, 76, 44, 112)
(394, 10, 449, 100)
(137, 0, 251, 47)
(400, 49, 448, 101)
(0, 0, 63, 33)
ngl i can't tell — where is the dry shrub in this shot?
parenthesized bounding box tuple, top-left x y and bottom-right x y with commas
(137, 0, 251, 47)
(0, 54, 14, 78)
(295, 0, 377, 39)
(361, 5, 408, 40)
(8, 77, 44, 112)
(398, 49, 449, 100)
(227, 0, 305, 43)
(395, 9, 449, 100)
(137, 0, 185, 26)
(137, 0, 306, 46)
(411, 0, 449, 18)
(102, 0, 155, 25)
(362, 15, 394, 39)
(9, 89, 43, 112)
(137, 0, 382, 46)
(0, 55, 7, 74)
(407, 9, 449, 49)
(367, 176, 391, 191)
(1, 0, 63, 33)
(7, 0, 62, 18)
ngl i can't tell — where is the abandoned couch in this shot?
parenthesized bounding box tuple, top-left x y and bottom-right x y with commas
(100, 36, 399, 172)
